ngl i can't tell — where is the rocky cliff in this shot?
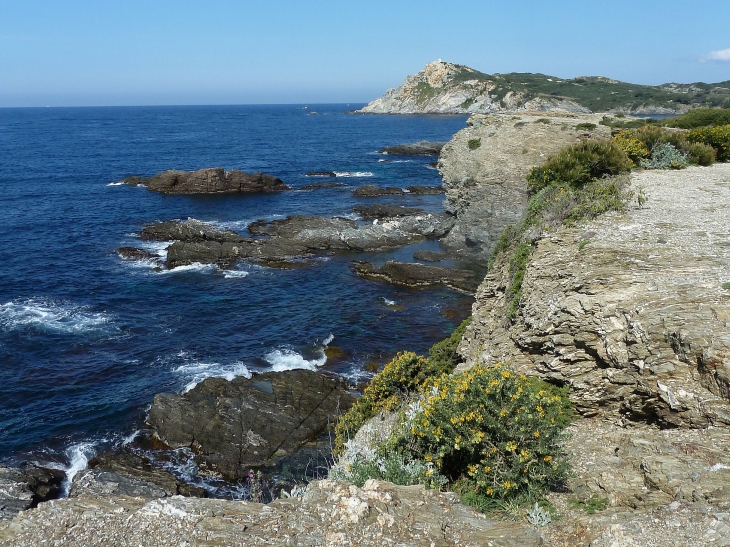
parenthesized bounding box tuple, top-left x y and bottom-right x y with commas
(355, 60, 730, 115)
(437, 111, 611, 263)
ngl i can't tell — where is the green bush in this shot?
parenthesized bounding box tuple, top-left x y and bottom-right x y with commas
(526, 140, 633, 194)
(665, 107, 730, 129)
(468, 138, 482, 150)
(687, 125, 730, 161)
(686, 142, 717, 166)
(575, 122, 597, 131)
(398, 363, 572, 505)
(329, 450, 447, 490)
(427, 317, 471, 373)
(507, 242, 532, 320)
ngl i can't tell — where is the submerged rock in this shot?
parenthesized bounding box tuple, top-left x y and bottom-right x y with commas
(123, 168, 288, 194)
(351, 260, 478, 292)
(305, 171, 337, 177)
(147, 370, 356, 480)
(117, 247, 159, 261)
(378, 140, 446, 156)
(352, 184, 444, 197)
(413, 249, 447, 262)
(300, 181, 347, 190)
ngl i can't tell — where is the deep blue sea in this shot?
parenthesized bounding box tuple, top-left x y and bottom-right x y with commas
(0, 104, 472, 481)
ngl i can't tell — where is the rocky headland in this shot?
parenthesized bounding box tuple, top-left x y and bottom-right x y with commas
(123, 167, 288, 194)
(355, 60, 730, 116)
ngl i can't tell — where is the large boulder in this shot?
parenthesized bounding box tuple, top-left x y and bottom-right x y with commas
(0, 465, 64, 521)
(123, 168, 288, 194)
(437, 112, 611, 262)
(378, 140, 447, 156)
(147, 370, 356, 480)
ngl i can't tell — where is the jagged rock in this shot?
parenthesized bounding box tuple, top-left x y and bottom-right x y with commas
(351, 260, 478, 292)
(437, 111, 611, 262)
(147, 370, 356, 480)
(457, 164, 730, 427)
(123, 168, 288, 194)
(378, 141, 446, 156)
(352, 184, 444, 197)
(352, 204, 426, 220)
(0, 480, 541, 546)
(300, 181, 346, 190)
(70, 452, 206, 499)
(0, 466, 64, 521)
(413, 250, 448, 262)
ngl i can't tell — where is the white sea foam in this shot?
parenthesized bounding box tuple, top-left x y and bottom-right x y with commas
(106, 181, 126, 186)
(174, 360, 253, 393)
(377, 159, 413, 163)
(0, 298, 112, 334)
(425, 165, 437, 170)
(207, 214, 284, 232)
(121, 430, 140, 446)
(159, 262, 218, 275)
(383, 298, 396, 306)
(333, 171, 374, 178)
(222, 269, 249, 279)
(263, 334, 334, 372)
(60, 442, 96, 497)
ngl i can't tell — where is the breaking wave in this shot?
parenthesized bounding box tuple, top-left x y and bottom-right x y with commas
(0, 298, 113, 334)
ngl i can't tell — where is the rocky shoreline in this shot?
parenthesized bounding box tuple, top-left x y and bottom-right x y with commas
(2, 111, 729, 545)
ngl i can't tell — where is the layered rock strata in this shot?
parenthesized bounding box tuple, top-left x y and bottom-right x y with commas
(457, 164, 730, 427)
(351, 260, 479, 292)
(123, 168, 288, 194)
(437, 112, 611, 262)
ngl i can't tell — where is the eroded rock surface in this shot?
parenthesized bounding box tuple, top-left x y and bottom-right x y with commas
(0, 466, 64, 521)
(437, 111, 611, 262)
(352, 204, 426, 219)
(147, 370, 356, 480)
(458, 164, 730, 427)
(123, 168, 288, 194)
(0, 479, 541, 546)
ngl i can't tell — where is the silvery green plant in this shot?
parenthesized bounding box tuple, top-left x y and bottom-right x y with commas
(641, 143, 688, 169)
(526, 502, 552, 527)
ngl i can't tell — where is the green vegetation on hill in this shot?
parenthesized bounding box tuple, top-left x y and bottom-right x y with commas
(441, 64, 730, 112)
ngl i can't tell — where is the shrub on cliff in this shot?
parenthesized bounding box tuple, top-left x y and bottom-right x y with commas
(393, 363, 572, 506)
(334, 318, 471, 454)
(526, 140, 633, 194)
(665, 107, 730, 129)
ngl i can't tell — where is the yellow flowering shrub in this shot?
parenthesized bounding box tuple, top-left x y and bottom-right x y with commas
(334, 319, 471, 454)
(397, 363, 572, 505)
(612, 130, 649, 165)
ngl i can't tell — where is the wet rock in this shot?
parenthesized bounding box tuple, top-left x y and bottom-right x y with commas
(352, 184, 444, 197)
(305, 171, 337, 177)
(70, 452, 207, 500)
(378, 140, 447, 156)
(351, 260, 478, 292)
(117, 247, 158, 261)
(123, 168, 288, 194)
(147, 370, 356, 480)
(141, 214, 455, 270)
(0, 466, 64, 521)
(300, 181, 347, 190)
(413, 250, 447, 262)
(352, 204, 426, 220)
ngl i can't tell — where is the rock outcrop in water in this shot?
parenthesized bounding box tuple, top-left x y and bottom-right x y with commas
(378, 140, 446, 156)
(437, 111, 611, 262)
(129, 214, 456, 269)
(352, 184, 444, 196)
(123, 167, 288, 194)
(351, 260, 479, 292)
(147, 369, 355, 481)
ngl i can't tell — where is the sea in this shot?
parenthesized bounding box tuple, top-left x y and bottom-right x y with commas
(0, 104, 472, 493)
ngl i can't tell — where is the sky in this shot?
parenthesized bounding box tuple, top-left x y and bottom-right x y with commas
(0, 0, 728, 107)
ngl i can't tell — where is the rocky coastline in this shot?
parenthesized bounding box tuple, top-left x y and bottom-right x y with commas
(3, 108, 730, 545)
(123, 167, 288, 194)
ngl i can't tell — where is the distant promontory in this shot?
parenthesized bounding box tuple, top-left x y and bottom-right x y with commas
(355, 60, 730, 116)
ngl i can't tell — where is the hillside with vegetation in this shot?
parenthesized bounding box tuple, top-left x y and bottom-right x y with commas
(356, 60, 730, 115)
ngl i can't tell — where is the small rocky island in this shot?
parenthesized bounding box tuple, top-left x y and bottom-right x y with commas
(123, 167, 288, 194)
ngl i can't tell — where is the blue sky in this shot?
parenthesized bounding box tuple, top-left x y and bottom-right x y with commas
(1, 0, 728, 107)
